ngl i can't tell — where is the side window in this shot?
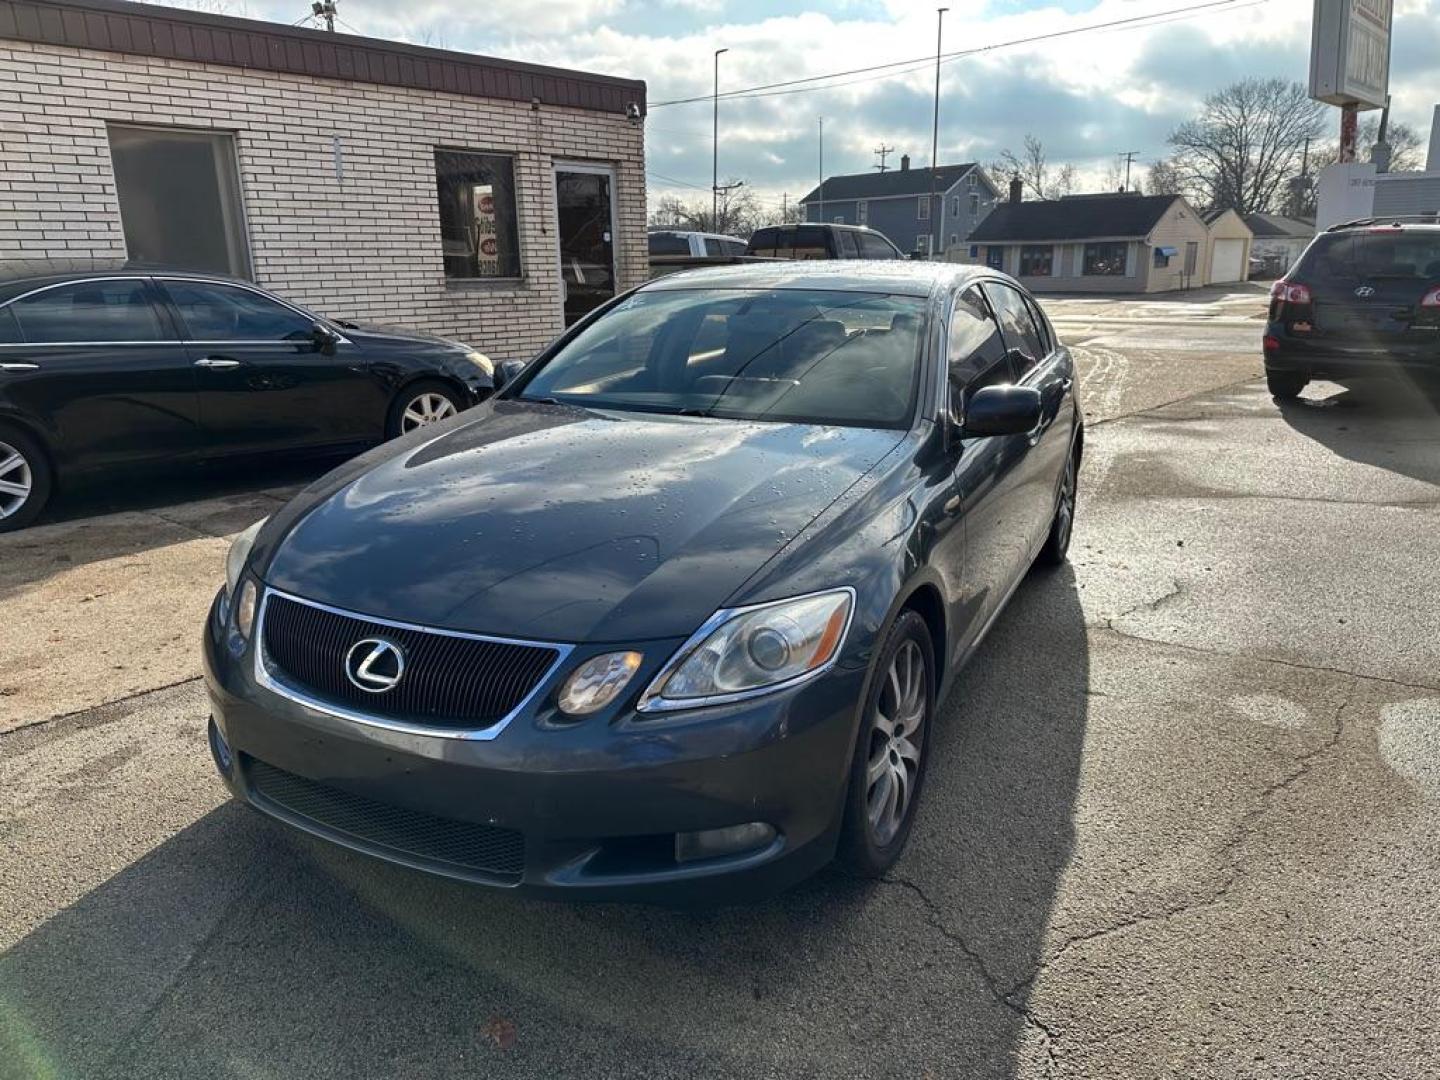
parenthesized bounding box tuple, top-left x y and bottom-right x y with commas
(0, 306, 23, 344)
(9, 279, 167, 344)
(858, 232, 898, 260)
(724, 240, 747, 256)
(837, 230, 860, 258)
(163, 281, 314, 342)
(649, 232, 689, 256)
(1023, 294, 1053, 354)
(703, 237, 726, 256)
(947, 286, 1010, 406)
(983, 282, 1047, 375)
(792, 226, 830, 259)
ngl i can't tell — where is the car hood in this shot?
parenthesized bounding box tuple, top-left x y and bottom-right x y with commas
(263, 401, 903, 643)
(336, 320, 466, 350)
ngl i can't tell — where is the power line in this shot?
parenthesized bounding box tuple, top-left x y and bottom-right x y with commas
(649, 0, 1260, 109)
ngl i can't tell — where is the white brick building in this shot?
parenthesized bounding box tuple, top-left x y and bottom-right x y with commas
(0, 0, 648, 361)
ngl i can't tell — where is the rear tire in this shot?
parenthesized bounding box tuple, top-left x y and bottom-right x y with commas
(385, 380, 463, 439)
(836, 610, 935, 878)
(0, 423, 53, 533)
(1266, 369, 1308, 400)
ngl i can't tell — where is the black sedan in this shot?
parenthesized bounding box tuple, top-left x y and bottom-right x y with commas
(0, 261, 497, 530)
(203, 262, 1081, 903)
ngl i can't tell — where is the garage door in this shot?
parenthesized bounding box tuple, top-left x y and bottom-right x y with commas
(1210, 238, 1246, 283)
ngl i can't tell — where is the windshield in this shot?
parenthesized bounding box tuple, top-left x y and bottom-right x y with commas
(518, 288, 926, 429)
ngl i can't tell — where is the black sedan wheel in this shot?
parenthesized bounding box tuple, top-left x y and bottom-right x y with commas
(1036, 442, 1078, 567)
(838, 610, 934, 877)
(387, 380, 461, 438)
(0, 425, 52, 533)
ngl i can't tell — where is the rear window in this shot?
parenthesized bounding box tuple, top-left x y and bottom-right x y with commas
(649, 233, 690, 256)
(1300, 231, 1440, 283)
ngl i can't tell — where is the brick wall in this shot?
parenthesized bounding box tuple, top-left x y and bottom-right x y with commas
(0, 38, 648, 362)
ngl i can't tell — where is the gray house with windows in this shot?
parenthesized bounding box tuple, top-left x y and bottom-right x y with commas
(0, 0, 649, 358)
(965, 186, 1216, 294)
(799, 158, 1000, 258)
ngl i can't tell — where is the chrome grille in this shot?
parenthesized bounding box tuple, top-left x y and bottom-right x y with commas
(246, 758, 525, 880)
(260, 592, 561, 730)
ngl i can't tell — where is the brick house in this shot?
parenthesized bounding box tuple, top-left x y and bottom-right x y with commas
(799, 157, 1000, 258)
(964, 183, 1236, 294)
(0, 0, 648, 360)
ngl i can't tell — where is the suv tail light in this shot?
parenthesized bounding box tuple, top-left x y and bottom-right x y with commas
(1270, 280, 1312, 305)
(1421, 286, 1440, 308)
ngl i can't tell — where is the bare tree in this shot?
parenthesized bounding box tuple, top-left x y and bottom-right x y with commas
(646, 181, 768, 237)
(1145, 158, 1188, 198)
(1167, 78, 1326, 214)
(988, 135, 1077, 201)
(1309, 118, 1427, 173)
(1101, 157, 1126, 194)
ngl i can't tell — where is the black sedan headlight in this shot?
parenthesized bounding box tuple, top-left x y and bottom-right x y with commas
(638, 588, 854, 712)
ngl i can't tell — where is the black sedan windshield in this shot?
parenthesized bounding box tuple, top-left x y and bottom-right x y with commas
(520, 288, 926, 428)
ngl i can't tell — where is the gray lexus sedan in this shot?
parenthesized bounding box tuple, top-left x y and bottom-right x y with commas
(203, 261, 1081, 903)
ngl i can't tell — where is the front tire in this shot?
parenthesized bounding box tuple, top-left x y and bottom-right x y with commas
(837, 610, 935, 878)
(1036, 441, 1078, 567)
(0, 424, 53, 533)
(386, 380, 463, 438)
(1266, 368, 1308, 400)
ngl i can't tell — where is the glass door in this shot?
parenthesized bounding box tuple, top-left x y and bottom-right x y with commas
(554, 166, 617, 326)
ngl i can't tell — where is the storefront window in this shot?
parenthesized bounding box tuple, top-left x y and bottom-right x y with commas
(1019, 245, 1053, 277)
(1083, 242, 1128, 276)
(435, 150, 521, 279)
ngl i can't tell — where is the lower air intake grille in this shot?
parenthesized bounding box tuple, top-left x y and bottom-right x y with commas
(246, 758, 525, 881)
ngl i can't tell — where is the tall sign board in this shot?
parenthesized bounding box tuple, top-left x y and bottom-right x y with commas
(1309, 0, 1393, 110)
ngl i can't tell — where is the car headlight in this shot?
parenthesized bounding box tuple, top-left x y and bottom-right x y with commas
(638, 588, 854, 712)
(225, 517, 267, 599)
(463, 350, 494, 376)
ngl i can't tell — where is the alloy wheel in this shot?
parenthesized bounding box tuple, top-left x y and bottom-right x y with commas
(865, 639, 928, 846)
(1055, 451, 1077, 551)
(0, 440, 33, 521)
(400, 392, 457, 433)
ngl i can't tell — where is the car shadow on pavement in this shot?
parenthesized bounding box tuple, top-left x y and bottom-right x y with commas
(1277, 379, 1440, 487)
(0, 569, 1088, 1080)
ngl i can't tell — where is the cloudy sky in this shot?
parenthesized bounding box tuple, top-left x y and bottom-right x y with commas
(174, 0, 1437, 213)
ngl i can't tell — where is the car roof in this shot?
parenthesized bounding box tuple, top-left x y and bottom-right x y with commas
(1323, 217, 1440, 233)
(0, 259, 254, 302)
(751, 222, 883, 234)
(638, 259, 990, 298)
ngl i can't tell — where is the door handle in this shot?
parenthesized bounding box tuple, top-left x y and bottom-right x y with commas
(194, 357, 242, 369)
(0, 362, 40, 372)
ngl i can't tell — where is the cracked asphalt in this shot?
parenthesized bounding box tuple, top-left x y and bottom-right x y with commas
(3, 290, 1438, 1078)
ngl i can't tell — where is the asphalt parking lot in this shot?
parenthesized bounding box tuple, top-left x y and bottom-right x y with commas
(3, 286, 1439, 1079)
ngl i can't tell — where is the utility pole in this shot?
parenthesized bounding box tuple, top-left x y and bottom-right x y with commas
(1119, 150, 1138, 192)
(781, 192, 788, 221)
(873, 144, 895, 172)
(310, 0, 336, 31)
(712, 180, 744, 233)
(713, 47, 728, 228)
(928, 7, 948, 259)
(817, 116, 824, 224)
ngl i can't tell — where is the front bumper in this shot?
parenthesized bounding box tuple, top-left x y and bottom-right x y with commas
(202, 590, 866, 904)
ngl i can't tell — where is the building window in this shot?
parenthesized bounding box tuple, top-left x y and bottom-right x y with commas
(1153, 246, 1175, 268)
(949, 234, 958, 246)
(967, 172, 978, 188)
(435, 149, 521, 279)
(917, 235, 932, 255)
(1019, 244, 1053, 277)
(918, 197, 930, 221)
(1083, 242, 1127, 276)
(107, 124, 250, 277)
(951, 196, 960, 216)
(986, 246, 1005, 271)
(857, 200, 868, 224)
(969, 192, 980, 215)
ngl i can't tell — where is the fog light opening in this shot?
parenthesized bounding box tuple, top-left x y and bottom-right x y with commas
(208, 716, 233, 776)
(674, 822, 777, 864)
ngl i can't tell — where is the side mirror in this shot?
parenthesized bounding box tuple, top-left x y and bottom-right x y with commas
(496, 359, 526, 388)
(961, 385, 1043, 437)
(310, 322, 339, 350)
(1005, 347, 1036, 370)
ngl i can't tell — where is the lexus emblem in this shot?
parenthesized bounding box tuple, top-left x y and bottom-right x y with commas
(344, 638, 405, 693)
(1354, 285, 1375, 298)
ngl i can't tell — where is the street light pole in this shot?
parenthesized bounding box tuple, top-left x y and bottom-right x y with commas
(929, 7, 948, 259)
(713, 47, 728, 229)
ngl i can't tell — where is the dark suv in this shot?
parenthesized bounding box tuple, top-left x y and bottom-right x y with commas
(746, 223, 907, 261)
(1263, 217, 1440, 399)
